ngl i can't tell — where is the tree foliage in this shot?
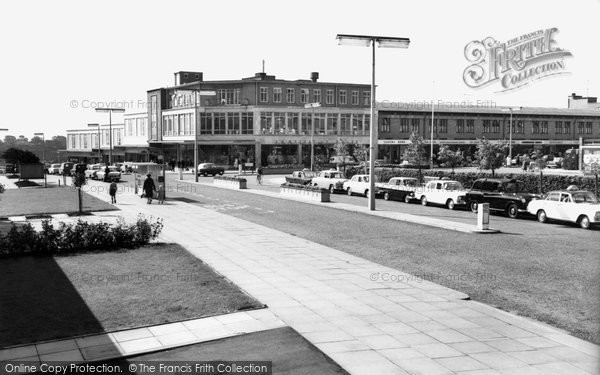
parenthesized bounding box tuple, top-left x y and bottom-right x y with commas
(437, 145, 463, 173)
(474, 138, 506, 177)
(1, 148, 40, 164)
(403, 132, 427, 181)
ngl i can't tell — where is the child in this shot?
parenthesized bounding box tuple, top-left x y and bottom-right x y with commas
(157, 184, 165, 204)
(109, 181, 117, 204)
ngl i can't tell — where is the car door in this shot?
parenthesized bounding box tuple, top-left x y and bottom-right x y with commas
(430, 182, 443, 204)
(542, 192, 560, 219)
(556, 193, 573, 222)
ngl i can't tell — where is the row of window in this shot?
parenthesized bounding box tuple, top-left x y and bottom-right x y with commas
(198, 113, 254, 135)
(67, 130, 122, 150)
(125, 117, 147, 137)
(259, 112, 370, 136)
(260, 87, 370, 106)
(379, 118, 595, 135)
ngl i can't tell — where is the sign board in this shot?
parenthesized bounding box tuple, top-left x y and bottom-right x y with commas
(19, 163, 44, 179)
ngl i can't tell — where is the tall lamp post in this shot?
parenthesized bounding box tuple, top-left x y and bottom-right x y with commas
(87, 123, 101, 163)
(34, 132, 46, 187)
(95, 108, 125, 165)
(187, 89, 216, 182)
(336, 34, 410, 210)
(502, 107, 522, 165)
(304, 102, 321, 171)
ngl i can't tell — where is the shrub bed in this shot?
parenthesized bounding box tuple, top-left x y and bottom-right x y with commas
(351, 167, 596, 193)
(0, 215, 164, 257)
(280, 182, 326, 191)
(214, 175, 247, 182)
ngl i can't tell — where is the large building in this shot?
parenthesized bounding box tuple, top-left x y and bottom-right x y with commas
(145, 71, 371, 167)
(64, 70, 600, 169)
(376, 103, 600, 162)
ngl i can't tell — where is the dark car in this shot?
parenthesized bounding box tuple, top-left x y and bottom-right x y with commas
(197, 163, 225, 177)
(466, 178, 540, 218)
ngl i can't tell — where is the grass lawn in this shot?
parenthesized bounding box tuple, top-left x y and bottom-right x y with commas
(0, 243, 262, 347)
(107, 327, 348, 375)
(0, 187, 115, 218)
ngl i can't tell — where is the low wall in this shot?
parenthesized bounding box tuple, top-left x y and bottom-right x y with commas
(280, 186, 330, 202)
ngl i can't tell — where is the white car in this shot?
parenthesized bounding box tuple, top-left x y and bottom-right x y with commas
(48, 163, 61, 175)
(85, 164, 105, 179)
(414, 180, 467, 210)
(96, 166, 122, 182)
(312, 169, 348, 193)
(527, 190, 600, 229)
(343, 174, 379, 197)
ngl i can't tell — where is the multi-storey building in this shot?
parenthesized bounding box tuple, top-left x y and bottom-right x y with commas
(64, 124, 124, 163)
(146, 71, 371, 166)
(377, 104, 600, 162)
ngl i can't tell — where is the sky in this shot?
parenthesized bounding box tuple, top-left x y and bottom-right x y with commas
(1, 0, 598, 140)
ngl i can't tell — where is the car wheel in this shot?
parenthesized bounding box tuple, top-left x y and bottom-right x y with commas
(446, 199, 455, 210)
(579, 215, 591, 230)
(219, 171, 224, 175)
(365, 189, 369, 198)
(470, 201, 478, 213)
(347, 188, 352, 196)
(506, 203, 519, 219)
(404, 194, 411, 203)
(384, 192, 390, 201)
(329, 185, 335, 194)
(421, 196, 428, 206)
(537, 210, 547, 223)
(203, 173, 207, 177)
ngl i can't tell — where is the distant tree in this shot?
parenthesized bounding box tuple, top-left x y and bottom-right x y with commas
(353, 143, 369, 173)
(474, 138, 506, 177)
(588, 160, 600, 197)
(1, 148, 40, 165)
(403, 131, 427, 182)
(30, 136, 44, 145)
(437, 145, 463, 173)
(72, 171, 87, 214)
(4, 135, 16, 145)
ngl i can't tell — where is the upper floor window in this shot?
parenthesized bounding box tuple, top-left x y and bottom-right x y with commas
(300, 88, 309, 103)
(326, 89, 334, 105)
(259, 87, 268, 103)
(339, 90, 347, 105)
(351, 91, 359, 105)
(363, 91, 371, 106)
(286, 88, 295, 103)
(313, 89, 321, 104)
(273, 88, 282, 103)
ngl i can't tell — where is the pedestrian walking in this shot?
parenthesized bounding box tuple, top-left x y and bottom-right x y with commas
(157, 184, 165, 204)
(109, 181, 117, 204)
(256, 166, 263, 185)
(143, 173, 156, 204)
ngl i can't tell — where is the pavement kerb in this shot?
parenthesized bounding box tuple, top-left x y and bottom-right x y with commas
(174, 178, 501, 234)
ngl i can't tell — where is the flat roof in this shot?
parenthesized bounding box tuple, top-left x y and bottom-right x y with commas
(378, 103, 600, 117)
(148, 78, 370, 92)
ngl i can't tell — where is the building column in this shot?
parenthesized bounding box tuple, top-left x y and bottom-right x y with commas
(255, 141, 262, 168)
(297, 144, 302, 164)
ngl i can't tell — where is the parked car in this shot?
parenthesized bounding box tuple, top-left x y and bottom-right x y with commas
(197, 163, 224, 177)
(96, 166, 122, 182)
(47, 163, 61, 175)
(414, 180, 466, 210)
(85, 164, 104, 179)
(70, 163, 87, 176)
(547, 157, 563, 169)
(58, 162, 74, 175)
(343, 174, 379, 197)
(376, 177, 420, 202)
(120, 163, 134, 173)
(527, 190, 600, 229)
(466, 178, 540, 218)
(285, 169, 316, 185)
(311, 169, 348, 193)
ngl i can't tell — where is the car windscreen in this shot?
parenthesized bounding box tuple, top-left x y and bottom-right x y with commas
(572, 192, 599, 204)
(444, 182, 463, 190)
(504, 182, 522, 193)
(404, 180, 418, 187)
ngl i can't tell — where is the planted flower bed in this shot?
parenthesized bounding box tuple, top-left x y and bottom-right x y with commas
(280, 182, 330, 202)
(263, 164, 305, 175)
(213, 175, 247, 189)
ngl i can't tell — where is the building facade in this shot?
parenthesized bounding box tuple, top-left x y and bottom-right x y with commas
(64, 124, 124, 163)
(376, 104, 600, 162)
(146, 71, 372, 167)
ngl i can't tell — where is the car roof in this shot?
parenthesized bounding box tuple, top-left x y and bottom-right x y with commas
(547, 190, 590, 194)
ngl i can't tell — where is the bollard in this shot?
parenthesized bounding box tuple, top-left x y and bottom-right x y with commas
(179, 168, 183, 180)
(477, 202, 490, 230)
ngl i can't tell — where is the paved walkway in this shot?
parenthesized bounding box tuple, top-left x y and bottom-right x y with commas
(0, 310, 285, 362)
(6, 182, 600, 374)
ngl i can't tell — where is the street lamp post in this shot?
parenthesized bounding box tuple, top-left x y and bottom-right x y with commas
(87, 123, 101, 162)
(34, 132, 46, 187)
(502, 107, 522, 165)
(304, 102, 321, 171)
(187, 89, 217, 182)
(95, 108, 125, 165)
(336, 34, 410, 210)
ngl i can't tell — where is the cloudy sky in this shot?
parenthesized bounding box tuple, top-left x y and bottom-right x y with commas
(1, 0, 598, 139)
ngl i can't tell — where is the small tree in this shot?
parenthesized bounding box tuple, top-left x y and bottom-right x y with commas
(588, 160, 600, 197)
(352, 142, 370, 174)
(437, 145, 463, 174)
(531, 150, 547, 194)
(403, 132, 427, 182)
(474, 138, 506, 177)
(72, 172, 87, 214)
(333, 138, 353, 173)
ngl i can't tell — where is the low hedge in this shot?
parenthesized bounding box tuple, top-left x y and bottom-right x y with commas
(0, 214, 164, 257)
(280, 182, 327, 192)
(265, 164, 304, 169)
(353, 167, 597, 193)
(214, 175, 247, 182)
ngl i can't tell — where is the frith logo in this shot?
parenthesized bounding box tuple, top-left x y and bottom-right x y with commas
(463, 28, 572, 92)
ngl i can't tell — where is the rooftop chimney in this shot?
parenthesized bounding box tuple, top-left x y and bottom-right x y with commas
(311, 72, 319, 82)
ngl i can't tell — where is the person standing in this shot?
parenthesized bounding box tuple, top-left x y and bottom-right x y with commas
(109, 181, 118, 204)
(143, 173, 156, 204)
(157, 184, 165, 204)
